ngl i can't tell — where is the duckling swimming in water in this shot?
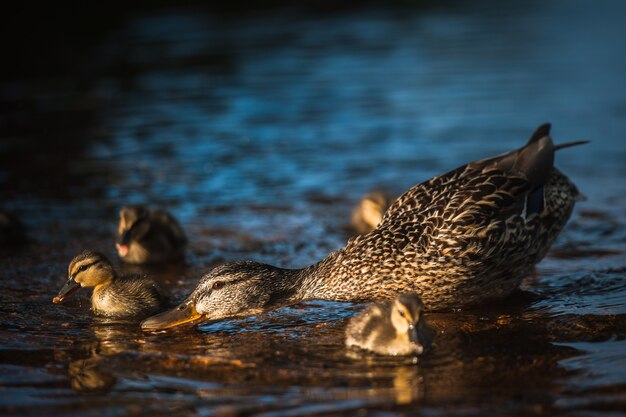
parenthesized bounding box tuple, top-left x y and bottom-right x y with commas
(0, 209, 27, 246)
(351, 190, 393, 234)
(142, 123, 586, 331)
(346, 293, 433, 356)
(53, 250, 169, 319)
(116, 205, 187, 264)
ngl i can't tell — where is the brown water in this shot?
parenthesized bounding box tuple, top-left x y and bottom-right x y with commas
(1, 2, 626, 416)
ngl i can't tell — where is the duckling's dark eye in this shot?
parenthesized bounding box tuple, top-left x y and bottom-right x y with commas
(398, 309, 406, 318)
(77, 264, 89, 273)
(212, 281, 225, 290)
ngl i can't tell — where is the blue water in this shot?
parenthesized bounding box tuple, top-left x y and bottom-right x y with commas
(1, 1, 625, 416)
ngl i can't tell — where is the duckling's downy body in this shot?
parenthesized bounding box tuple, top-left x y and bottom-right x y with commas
(53, 250, 169, 319)
(116, 206, 187, 264)
(351, 190, 393, 235)
(142, 124, 586, 331)
(346, 293, 433, 356)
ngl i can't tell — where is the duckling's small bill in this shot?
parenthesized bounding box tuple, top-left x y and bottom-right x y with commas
(115, 243, 129, 257)
(141, 300, 204, 331)
(53, 277, 81, 303)
(407, 324, 428, 355)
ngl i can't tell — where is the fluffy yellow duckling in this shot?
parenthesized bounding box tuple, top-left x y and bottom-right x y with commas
(351, 190, 393, 234)
(345, 293, 434, 356)
(53, 250, 169, 319)
(116, 205, 187, 264)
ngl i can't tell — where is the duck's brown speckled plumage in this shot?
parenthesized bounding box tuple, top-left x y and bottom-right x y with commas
(325, 126, 582, 307)
(142, 123, 585, 330)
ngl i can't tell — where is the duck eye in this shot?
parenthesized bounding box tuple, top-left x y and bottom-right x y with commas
(212, 281, 225, 290)
(398, 309, 405, 318)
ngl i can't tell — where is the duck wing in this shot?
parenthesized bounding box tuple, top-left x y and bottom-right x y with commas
(380, 123, 586, 226)
(113, 276, 171, 314)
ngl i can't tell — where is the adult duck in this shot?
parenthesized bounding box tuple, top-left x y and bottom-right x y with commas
(142, 123, 585, 330)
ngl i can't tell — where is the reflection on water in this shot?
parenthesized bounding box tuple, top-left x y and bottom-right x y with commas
(1, 1, 626, 416)
(68, 356, 117, 393)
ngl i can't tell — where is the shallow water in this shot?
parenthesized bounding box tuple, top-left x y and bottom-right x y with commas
(1, 1, 626, 416)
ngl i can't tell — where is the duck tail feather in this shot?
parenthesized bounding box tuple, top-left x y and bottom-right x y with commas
(512, 125, 555, 188)
(468, 125, 586, 190)
(527, 123, 551, 145)
(554, 140, 590, 151)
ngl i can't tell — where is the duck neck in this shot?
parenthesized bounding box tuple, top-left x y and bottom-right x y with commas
(91, 270, 117, 294)
(286, 251, 339, 302)
(256, 254, 334, 312)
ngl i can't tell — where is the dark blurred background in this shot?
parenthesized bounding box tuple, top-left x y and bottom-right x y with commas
(2, 1, 625, 209)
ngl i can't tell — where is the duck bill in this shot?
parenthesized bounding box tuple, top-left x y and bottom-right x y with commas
(408, 324, 429, 355)
(53, 277, 81, 303)
(115, 242, 129, 257)
(116, 230, 132, 257)
(141, 300, 205, 331)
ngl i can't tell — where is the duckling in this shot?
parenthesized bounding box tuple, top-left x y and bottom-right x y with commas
(142, 123, 587, 331)
(53, 250, 169, 319)
(0, 209, 27, 246)
(116, 205, 187, 264)
(346, 293, 433, 356)
(351, 190, 394, 234)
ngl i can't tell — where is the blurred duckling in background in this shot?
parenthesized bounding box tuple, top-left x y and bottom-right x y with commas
(116, 205, 187, 264)
(351, 190, 393, 235)
(53, 250, 169, 320)
(0, 209, 27, 246)
(346, 293, 434, 356)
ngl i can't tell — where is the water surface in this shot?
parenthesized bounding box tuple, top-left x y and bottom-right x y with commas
(1, 2, 625, 416)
